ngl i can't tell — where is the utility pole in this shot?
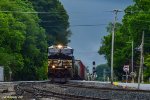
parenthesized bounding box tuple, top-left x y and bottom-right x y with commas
(141, 56, 144, 83)
(126, 40, 134, 83)
(141, 33, 144, 84)
(138, 31, 144, 89)
(111, 9, 120, 84)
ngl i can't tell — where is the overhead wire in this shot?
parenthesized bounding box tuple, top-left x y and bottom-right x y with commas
(0, 10, 67, 14)
(0, 10, 107, 14)
(0, 10, 150, 14)
(0, 10, 149, 28)
(43, 24, 107, 27)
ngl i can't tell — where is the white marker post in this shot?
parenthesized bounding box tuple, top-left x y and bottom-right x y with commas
(123, 65, 129, 83)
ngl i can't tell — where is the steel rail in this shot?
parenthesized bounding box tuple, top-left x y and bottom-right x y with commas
(15, 82, 108, 100)
(55, 82, 150, 93)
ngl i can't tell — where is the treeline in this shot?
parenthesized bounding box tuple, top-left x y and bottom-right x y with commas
(0, 0, 70, 81)
(99, 0, 150, 82)
(96, 64, 110, 81)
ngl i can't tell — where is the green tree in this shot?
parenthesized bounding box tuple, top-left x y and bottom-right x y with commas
(29, 0, 71, 45)
(96, 64, 110, 81)
(99, 0, 150, 81)
(99, 22, 127, 80)
(144, 54, 150, 82)
(0, 0, 47, 80)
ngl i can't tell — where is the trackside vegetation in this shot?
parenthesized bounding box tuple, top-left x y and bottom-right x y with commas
(99, 0, 150, 82)
(0, 0, 70, 81)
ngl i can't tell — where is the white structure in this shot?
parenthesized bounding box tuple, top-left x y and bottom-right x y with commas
(0, 66, 4, 81)
(48, 45, 73, 56)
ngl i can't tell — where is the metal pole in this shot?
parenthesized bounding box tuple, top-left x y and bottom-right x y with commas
(138, 31, 144, 89)
(131, 41, 134, 83)
(103, 69, 106, 81)
(141, 34, 144, 83)
(93, 61, 96, 81)
(111, 9, 118, 84)
(131, 41, 134, 72)
(126, 71, 127, 83)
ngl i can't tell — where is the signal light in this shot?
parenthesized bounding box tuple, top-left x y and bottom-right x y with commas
(93, 61, 95, 65)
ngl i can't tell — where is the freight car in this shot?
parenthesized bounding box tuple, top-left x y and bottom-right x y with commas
(48, 45, 87, 83)
(74, 60, 88, 80)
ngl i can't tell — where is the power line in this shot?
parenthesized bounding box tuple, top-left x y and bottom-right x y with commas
(0, 10, 119, 13)
(39, 19, 150, 24)
(125, 11, 150, 14)
(0, 10, 150, 14)
(71, 24, 107, 27)
(106, 10, 123, 13)
(138, 20, 150, 22)
(76, 52, 99, 54)
(43, 24, 107, 27)
(0, 10, 66, 14)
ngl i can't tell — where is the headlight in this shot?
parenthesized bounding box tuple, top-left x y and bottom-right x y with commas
(57, 44, 63, 49)
(65, 66, 67, 69)
(52, 65, 55, 69)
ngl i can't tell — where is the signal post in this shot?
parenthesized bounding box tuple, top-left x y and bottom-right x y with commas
(92, 61, 97, 81)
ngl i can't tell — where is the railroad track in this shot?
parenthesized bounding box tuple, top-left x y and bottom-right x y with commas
(14, 82, 108, 100)
(60, 82, 150, 93)
(14, 82, 150, 100)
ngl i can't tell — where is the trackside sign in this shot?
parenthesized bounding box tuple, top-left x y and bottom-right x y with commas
(123, 65, 129, 72)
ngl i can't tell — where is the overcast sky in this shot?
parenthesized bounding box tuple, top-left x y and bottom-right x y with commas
(59, 0, 133, 72)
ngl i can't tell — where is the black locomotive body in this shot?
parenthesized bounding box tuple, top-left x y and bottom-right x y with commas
(48, 45, 74, 82)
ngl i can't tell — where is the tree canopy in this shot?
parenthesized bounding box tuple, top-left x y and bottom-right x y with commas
(99, 0, 150, 81)
(0, 0, 70, 81)
(29, 0, 71, 45)
(96, 64, 110, 81)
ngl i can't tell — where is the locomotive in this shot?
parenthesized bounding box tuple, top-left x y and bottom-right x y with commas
(48, 45, 88, 82)
(48, 45, 74, 82)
